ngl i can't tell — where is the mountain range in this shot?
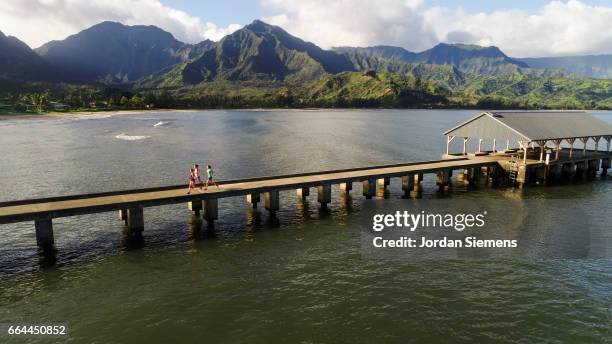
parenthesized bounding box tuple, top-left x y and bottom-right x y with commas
(335, 43, 529, 75)
(2, 20, 612, 89)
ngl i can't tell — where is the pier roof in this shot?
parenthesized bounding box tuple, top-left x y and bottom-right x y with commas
(444, 111, 612, 142)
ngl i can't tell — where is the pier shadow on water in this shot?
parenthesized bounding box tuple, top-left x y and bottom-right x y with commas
(264, 213, 281, 228)
(121, 229, 145, 250)
(186, 215, 216, 240)
(37, 247, 58, 269)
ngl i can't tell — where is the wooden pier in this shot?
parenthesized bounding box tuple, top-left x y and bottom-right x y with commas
(1, 110, 610, 253)
(0, 157, 498, 250)
(0, 152, 609, 253)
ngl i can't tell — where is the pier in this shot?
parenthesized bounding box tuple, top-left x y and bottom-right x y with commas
(0, 111, 610, 253)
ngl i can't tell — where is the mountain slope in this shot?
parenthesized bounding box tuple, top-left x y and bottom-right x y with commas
(417, 43, 528, 75)
(0, 30, 54, 81)
(160, 20, 355, 85)
(302, 71, 448, 107)
(335, 43, 528, 76)
(36, 21, 213, 83)
(519, 55, 612, 79)
(458, 72, 612, 109)
(335, 46, 418, 74)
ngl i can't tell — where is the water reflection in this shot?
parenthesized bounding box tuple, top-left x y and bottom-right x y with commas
(246, 208, 263, 229)
(295, 199, 312, 222)
(337, 194, 353, 216)
(187, 215, 204, 240)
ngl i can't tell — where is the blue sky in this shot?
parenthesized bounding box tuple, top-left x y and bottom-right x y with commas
(166, 0, 266, 27)
(2, 0, 612, 57)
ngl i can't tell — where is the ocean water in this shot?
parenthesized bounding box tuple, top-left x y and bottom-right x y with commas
(0, 109, 610, 343)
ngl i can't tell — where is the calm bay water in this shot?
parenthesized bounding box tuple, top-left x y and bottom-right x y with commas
(0, 109, 610, 343)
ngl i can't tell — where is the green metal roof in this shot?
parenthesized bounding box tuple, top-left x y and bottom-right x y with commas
(444, 111, 612, 142)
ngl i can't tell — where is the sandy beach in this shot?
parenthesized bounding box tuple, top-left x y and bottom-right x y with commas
(0, 109, 197, 121)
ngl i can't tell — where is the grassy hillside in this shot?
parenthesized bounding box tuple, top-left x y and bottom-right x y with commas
(4, 70, 612, 112)
(299, 72, 448, 107)
(459, 73, 612, 109)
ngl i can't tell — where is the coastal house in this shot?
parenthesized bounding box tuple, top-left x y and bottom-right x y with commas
(88, 101, 108, 108)
(15, 102, 37, 112)
(49, 102, 70, 110)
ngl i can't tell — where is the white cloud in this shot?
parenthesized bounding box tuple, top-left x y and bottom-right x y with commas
(262, 0, 612, 57)
(262, 0, 438, 51)
(0, 0, 241, 48)
(423, 0, 612, 57)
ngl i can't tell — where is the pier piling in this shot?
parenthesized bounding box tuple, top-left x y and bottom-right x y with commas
(118, 209, 128, 224)
(246, 194, 260, 208)
(517, 165, 529, 188)
(317, 184, 332, 208)
(436, 169, 451, 190)
(588, 159, 600, 178)
(401, 174, 415, 197)
(188, 201, 203, 215)
(35, 218, 54, 251)
(340, 182, 352, 194)
(296, 187, 310, 200)
(203, 199, 218, 223)
(377, 177, 390, 189)
(127, 206, 144, 235)
(264, 191, 280, 213)
(602, 158, 610, 176)
(362, 179, 376, 199)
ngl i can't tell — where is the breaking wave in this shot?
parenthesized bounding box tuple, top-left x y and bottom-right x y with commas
(115, 133, 151, 141)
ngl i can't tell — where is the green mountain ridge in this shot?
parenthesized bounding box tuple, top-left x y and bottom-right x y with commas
(36, 21, 214, 83)
(159, 20, 355, 85)
(335, 43, 528, 76)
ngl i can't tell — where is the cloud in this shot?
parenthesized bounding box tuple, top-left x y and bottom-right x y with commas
(262, 0, 438, 51)
(0, 0, 241, 48)
(423, 0, 612, 57)
(262, 0, 612, 57)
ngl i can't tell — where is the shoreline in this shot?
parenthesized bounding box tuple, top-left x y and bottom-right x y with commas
(0, 109, 198, 121)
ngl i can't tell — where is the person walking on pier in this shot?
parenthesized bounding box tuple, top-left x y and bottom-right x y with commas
(194, 164, 203, 190)
(187, 168, 198, 194)
(204, 165, 221, 191)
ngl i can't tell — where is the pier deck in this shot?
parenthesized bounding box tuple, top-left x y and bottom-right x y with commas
(0, 156, 492, 224)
